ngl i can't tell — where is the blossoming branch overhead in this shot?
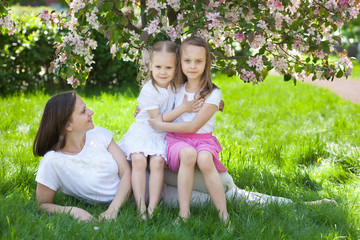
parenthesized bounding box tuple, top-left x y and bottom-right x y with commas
(1, 0, 359, 87)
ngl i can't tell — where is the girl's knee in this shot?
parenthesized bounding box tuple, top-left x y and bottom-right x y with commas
(197, 151, 215, 172)
(179, 147, 197, 166)
(150, 155, 165, 170)
(131, 153, 147, 168)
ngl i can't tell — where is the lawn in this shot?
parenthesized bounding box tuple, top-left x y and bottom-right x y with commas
(0, 74, 359, 239)
(350, 59, 360, 81)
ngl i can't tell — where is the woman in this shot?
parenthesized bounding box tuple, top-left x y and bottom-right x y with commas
(33, 91, 132, 221)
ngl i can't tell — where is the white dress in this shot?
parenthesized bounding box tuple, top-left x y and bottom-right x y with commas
(118, 80, 175, 161)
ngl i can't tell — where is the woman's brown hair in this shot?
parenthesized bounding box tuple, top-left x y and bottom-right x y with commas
(33, 91, 77, 157)
(175, 36, 218, 98)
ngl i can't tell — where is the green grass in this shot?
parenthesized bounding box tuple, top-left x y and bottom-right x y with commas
(1, 75, 360, 239)
(350, 59, 360, 81)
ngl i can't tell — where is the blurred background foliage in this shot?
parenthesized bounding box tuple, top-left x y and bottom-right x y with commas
(1, 4, 138, 95)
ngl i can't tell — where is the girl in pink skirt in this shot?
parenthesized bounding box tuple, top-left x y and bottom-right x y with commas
(149, 36, 229, 224)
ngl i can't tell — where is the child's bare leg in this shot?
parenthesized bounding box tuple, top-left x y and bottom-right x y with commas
(148, 155, 165, 216)
(197, 151, 228, 221)
(131, 153, 147, 218)
(177, 147, 197, 220)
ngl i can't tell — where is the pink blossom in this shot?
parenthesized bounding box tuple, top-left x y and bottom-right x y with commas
(166, 0, 180, 11)
(257, 20, 267, 29)
(165, 26, 178, 42)
(271, 57, 288, 72)
(60, 53, 67, 62)
(69, 0, 86, 13)
(40, 10, 51, 25)
(247, 56, 264, 72)
(146, 0, 166, 12)
(314, 50, 326, 59)
(67, 76, 80, 86)
(144, 18, 160, 36)
(249, 35, 266, 49)
(110, 43, 119, 58)
(206, 11, 220, 22)
(239, 69, 262, 84)
(232, 32, 245, 43)
(307, 27, 316, 35)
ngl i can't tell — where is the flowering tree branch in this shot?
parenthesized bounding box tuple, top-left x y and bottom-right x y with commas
(1, 0, 359, 87)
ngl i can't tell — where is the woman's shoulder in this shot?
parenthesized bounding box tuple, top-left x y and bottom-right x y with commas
(88, 126, 113, 139)
(40, 150, 61, 166)
(43, 150, 58, 159)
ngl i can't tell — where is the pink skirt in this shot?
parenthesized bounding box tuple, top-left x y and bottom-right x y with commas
(165, 132, 227, 173)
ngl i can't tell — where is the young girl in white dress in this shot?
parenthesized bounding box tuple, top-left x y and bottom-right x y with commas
(118, 41, 202, 219)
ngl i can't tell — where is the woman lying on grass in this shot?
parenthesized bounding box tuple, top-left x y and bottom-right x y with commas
(33, 91, 132, 221)
(33, 91, 336, 222)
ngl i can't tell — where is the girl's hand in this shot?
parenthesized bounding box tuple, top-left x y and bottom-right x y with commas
(148, 114, 163, 130)
(181, 95, 204, 113)
(134, 105, 141, 119)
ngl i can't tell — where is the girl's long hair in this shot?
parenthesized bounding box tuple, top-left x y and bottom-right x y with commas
(146, 40, 179, 92)
(33, 91, 77, 157)
(175, 36, 218, 98)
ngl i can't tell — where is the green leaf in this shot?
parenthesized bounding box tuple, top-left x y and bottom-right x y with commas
(114, 0, 122, 10)
(104, 1, 114, 11)
(295, 65, 302, 73)
(331, 23, 338, 32)
(284, 73, 291, 81)
(120, 16, 128, 26)
(261, 68, 268, 79)
(54, 36, 63, 43)
(336, 70, 343, 78)
(66, 67, 75, 78)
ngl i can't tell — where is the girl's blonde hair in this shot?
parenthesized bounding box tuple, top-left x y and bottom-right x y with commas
(146, 41, 179, 92)
(175, 36, 218, 98)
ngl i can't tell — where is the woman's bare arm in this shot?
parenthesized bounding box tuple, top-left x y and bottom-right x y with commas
(36, 183, 93, 221)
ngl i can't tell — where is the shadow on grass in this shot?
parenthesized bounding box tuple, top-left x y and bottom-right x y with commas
(228, 164, 324, 203)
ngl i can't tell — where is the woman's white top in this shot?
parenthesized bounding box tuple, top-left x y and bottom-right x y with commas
(35, 127, 120, 204)
(174, 84, 221, 134)
(118, 80, 175, 161)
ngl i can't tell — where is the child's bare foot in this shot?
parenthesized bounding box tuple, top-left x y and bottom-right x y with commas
(172, 210, 190, 226)
(139, 208, 147, 221)
(305, 199, 337, 206)
(172, 215, 188, 226)
(147, 207, 154, 219)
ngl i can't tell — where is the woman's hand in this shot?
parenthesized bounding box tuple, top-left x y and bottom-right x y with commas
(219, 100, 224, 112)
(181, 95, 204, 113)
(67, 207, 94, 221)
(148, 114, 163, 130)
